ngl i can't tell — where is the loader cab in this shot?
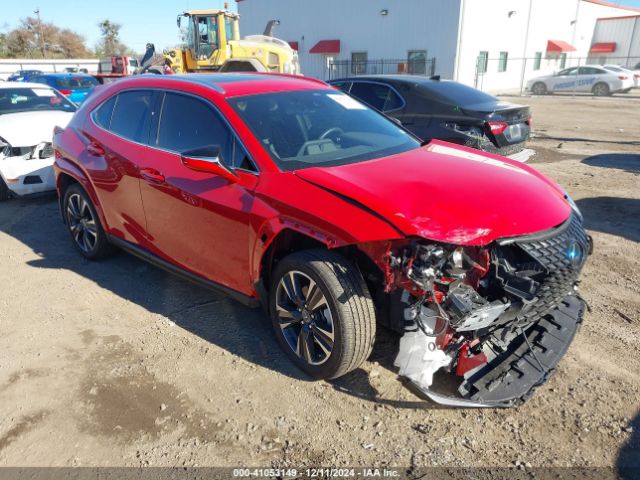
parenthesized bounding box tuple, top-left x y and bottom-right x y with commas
(178, 10, 240, 64)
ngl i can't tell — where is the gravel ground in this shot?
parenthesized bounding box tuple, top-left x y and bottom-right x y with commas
(0, 91, 638, 473)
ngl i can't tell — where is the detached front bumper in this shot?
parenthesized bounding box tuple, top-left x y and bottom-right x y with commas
(412, 294, 585, 408)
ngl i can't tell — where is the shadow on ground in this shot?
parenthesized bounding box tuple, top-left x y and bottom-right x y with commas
(576, 196, 640, 243)
(1, 195, 438, 408)
(0, 195, 303, 382)
(582, 153, 640, 174)
(617, 411, 640, 480)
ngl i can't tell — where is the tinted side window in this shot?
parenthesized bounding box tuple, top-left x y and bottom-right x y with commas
(109, 90, 153, 143)
(94, 96, 117, 129)
(331, 82, 352, 93)
(156, 92, 232, 156)
(349, 83, 390, 111)
(384, 89, 403, 111)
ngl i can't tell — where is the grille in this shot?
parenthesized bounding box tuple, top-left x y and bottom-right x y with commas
(514, 214, 590, 323)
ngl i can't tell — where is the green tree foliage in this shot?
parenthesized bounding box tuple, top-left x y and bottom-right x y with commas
(95, 20, 134, 57)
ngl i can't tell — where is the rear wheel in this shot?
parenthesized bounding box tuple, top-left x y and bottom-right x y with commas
(531, 82, 547, 95)
(593, 82, 610, 96)
(63, 184, 114, 259)
(269, 249, 376, 380)
(0, 177, 10, 201)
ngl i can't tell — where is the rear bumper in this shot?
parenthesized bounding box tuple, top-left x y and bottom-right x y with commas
(415, 294, 585, 408)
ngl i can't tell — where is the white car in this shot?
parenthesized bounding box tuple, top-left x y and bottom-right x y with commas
(0, 82, 76, 200)
(525, 65, 634, 96)
(603, 64, 640, 88)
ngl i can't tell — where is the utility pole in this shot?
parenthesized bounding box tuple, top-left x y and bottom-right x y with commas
(34, 8, 46, 58)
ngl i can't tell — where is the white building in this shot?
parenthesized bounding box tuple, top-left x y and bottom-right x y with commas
(236, 0, 640, 91)
(589, 14, 640, 66)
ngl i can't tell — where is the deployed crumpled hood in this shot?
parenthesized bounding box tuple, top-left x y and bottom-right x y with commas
(0, 110, 74, 147)
(294, 140, 571, 245)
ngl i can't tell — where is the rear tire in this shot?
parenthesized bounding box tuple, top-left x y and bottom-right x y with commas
(532, 82, 547, 95)
(0, 177, 10, 201)
(593, 82, 610, 96)
(63, 183, 114, 259)
(269, 249, 376, 380)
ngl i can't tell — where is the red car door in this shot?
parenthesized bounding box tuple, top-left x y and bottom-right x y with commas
(137, 91, 258, 295)
(82, 90, 154, 245)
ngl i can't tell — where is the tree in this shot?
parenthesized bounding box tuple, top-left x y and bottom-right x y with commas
(3, 16, 92, 58)
(96, 20, 130, 57)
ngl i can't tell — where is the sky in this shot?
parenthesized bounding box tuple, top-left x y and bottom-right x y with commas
(1, 0, 238, 54)
(2, 0, 640, 55)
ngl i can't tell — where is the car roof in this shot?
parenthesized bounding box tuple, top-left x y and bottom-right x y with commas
(106, 73, 331, 97)
(329, 74, 447, 85)
(35, 73, 94, 78)
(0, 81, 54, 90)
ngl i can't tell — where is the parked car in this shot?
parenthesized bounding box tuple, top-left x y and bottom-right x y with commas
(0, 82, 76, 200)
(329, 75, 531, 158)
(30, 73, 99, 104)
(53, 74, 590, 407)
(7, 69, 43, 82)
(63, 67, 89, 74)
(525, 65, 634, 96)
(602, 64, 640, 88)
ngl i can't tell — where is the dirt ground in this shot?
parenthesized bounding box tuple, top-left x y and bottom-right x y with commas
(0, 90, 638, 473)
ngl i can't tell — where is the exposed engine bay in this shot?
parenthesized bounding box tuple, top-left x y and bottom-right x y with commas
(383, 214, 592, 407)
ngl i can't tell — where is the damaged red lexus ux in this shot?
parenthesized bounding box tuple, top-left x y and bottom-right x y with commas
(53, 74, 591, 407)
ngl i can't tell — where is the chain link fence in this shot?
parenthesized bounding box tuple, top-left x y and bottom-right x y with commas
(474, 54, 640, 95)
(327, 57, 436, 80)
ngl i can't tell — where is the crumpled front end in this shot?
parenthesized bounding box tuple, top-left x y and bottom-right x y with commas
(367, 213, 592, 407)
(0, 139, 56, 196)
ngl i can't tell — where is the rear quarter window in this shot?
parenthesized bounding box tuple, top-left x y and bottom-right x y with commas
(109, 90, 153, 143)
(93, 96, 117, 129)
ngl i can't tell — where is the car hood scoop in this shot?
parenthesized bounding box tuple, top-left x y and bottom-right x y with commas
(294, 140, 571, 245)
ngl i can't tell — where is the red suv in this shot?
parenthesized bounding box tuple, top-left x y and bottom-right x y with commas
(53, 74, 590, 407)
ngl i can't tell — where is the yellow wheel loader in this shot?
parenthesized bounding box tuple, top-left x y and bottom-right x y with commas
(164, 10, 301, 75)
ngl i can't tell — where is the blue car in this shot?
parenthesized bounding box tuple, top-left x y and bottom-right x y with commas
(7, 70, 43, 82)
(30, 73, 99, 104)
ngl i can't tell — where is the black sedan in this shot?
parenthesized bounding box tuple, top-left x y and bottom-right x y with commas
(329, 75, 531, 157)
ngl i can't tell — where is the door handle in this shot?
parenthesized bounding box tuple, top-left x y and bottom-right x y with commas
(140, 168, 165, 183)
(87, 142, 105, 156)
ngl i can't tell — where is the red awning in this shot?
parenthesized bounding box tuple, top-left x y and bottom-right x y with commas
(590, 42, 617, 53)
(546, 40, 576, 53)
(309, 39, 340, 54)
(288, 41, 299, 51)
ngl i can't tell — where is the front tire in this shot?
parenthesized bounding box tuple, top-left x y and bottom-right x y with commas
(593, 82, 610, 96)
(269, 249, 376, 380)
(63, 184, 114, 259)
(532, 82, 547, 95)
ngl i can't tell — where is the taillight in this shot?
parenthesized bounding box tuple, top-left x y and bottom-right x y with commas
(526, 115, 533, 130)
(618, 76, 628, 80)
(59, 89, 72, 95)
(487, 121, 507, 135)
(634, 74, 640, 78)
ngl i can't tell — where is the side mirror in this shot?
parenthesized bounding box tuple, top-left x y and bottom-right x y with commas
(180, 146, 238, 183)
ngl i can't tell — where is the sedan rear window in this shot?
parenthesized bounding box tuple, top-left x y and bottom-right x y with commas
(228, 89, 419, 171)
(419, 81, 498, 107)
(56, 77, 99, 90)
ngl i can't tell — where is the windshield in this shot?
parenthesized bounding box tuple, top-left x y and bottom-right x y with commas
(0, 87, 77, 115)
(56, 76, 99, 90)
(228, 89, 420, 171)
